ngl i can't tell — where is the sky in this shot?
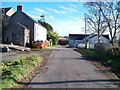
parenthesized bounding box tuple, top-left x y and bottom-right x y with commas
(2, 2, 89, 36)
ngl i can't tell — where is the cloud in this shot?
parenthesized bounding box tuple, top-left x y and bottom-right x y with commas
(46, 15, 55, 21)
(46, 7, 61, 13)
(60, 5, 79, 14)
(35, 7, 49, 14)
(69, 4, 77, 8)
(69, 7, 79, 12)
(60, 6, 68, 10)
(52, 18, 85, 36)
(48, 15, 55, 20)
(25, 12, 40, 20)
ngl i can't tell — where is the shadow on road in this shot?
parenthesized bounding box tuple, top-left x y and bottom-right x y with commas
(51, 56, 90, 61)
(14, 79, 120, 85)
(64, 56, 89, 60)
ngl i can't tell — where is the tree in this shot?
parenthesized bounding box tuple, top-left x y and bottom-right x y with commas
(38, 16, 59, 45)
(84, 2, 108, 46)
(99, 1, 120, 45)
(47, 31, 59, 45)
(85, 1, 120, 46)
(38, 21, 53, 32)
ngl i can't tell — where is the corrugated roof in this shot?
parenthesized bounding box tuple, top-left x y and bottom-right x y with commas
(69, 34, 89, 40)
(69, 34, 109, 40)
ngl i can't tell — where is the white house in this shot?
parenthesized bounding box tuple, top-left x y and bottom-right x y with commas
(34, 23, 46, 41)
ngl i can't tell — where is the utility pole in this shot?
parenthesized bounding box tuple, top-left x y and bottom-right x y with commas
(84, 13, 87, 49)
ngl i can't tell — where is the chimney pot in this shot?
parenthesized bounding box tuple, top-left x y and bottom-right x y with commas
(17, 5, 22, 11)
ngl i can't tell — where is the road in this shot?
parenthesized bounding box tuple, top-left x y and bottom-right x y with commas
(27, 46, 119, 88)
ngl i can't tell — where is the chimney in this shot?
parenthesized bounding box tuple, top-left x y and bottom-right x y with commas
(17, 4, 22, 11)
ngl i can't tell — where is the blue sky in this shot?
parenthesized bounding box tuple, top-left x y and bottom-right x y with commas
(2, 2, 89, 36)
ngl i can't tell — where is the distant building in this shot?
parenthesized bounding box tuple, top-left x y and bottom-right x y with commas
(2, 7, 14, 16)
(2, 5, 47, 46)
(69, 34, 110, 49)
(2, 7, 14, 26)
(69, 34, 89, 48)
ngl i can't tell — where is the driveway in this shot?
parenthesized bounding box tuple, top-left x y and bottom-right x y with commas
(26, 46, 119, 88)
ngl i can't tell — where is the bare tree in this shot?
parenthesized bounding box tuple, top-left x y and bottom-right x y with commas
(84, 2, 107, 45)
(98, 1, 120, 46)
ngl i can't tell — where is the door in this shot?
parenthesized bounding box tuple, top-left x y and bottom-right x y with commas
(12, 33, 17, 44)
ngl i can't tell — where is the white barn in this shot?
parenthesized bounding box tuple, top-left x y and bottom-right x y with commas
(69, 34, 110, 49)
(85, 35, 110, 49)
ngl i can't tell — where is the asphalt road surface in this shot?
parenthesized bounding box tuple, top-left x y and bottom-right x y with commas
(27, 46, 119, 88)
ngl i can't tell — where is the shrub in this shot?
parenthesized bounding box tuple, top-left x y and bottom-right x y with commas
(47, 31, 59, 45)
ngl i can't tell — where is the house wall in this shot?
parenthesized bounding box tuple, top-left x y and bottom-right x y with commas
(34, 23, 47, 41)
(3, 23, 25, 45)
(10, 11, 34, 42)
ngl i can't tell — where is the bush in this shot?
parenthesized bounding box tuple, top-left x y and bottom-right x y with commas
(47, 31, 59, 45)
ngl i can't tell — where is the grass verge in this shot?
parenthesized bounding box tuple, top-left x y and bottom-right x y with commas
(0, 55, 43, 89)
(75, 48, 120, 77)
(46, 45, 56, 49)
(31, 45, 56, 51)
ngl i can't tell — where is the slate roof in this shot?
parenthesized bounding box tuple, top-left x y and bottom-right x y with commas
(21, 11, 38, 24)
(21, 11, 43, 27)
(14, 21, 29, 29)
(10, 11, 43, 27)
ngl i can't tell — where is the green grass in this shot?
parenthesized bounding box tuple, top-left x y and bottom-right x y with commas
(75, 48, 120, 75)
(0, 55, 43, 89)
(46, 45, 56, 49)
